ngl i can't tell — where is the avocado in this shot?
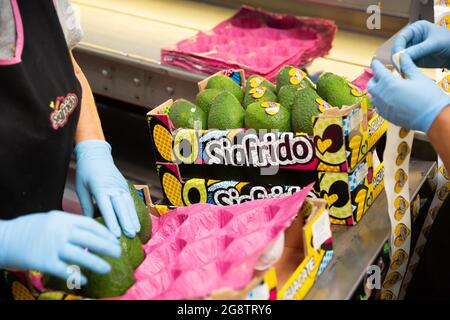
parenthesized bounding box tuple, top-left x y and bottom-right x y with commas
(208, 91, 245, 130)
(291, 87, 322, 135)
(316, 73, 362, 108)
(243, 86, 278, 109)
(276, 66, 314, 93)
(96, 217, 145, 269)
(206, 74, 244, 103)
(278, 85, 305, 111)
(127, 182, 152, 244)
(246, 75, 276, 94)
(82, 218, 138, 298)
(120, 232, 145, 269)
(82, 252, 135, 299)
(168, 99, 207, 129)
(195, 89, 222, 114)
(245, 101, 291, 132)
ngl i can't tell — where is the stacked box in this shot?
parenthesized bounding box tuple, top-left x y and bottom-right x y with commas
(147, 69, 387, 225)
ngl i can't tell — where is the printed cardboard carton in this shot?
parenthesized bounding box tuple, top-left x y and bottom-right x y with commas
(154, 149, 384, 226)
(148, 69, 387, 174)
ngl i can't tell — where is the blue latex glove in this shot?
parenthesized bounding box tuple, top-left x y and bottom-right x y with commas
(368, 54, 450, 133)
(75, 140, 140, 238)
(392, 20, 450, 69)
(0, 211, 121, 284)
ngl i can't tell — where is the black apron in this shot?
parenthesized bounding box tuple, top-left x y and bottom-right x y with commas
(0, 0, 81, 219)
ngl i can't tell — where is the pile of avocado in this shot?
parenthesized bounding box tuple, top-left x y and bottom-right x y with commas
(43, 183, 152, 299)
(167, 67, 364, 135)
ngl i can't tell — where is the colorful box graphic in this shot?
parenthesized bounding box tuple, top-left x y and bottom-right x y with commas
(155, 150, 385, 226)
(147, 69, 387, 225)
(148, 69, 387, 174)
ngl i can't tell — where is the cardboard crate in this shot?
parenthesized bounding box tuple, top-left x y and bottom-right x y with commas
(150, 197, 334, 300)
(155, 145, 384, 226)
(148, 69, 387, 174)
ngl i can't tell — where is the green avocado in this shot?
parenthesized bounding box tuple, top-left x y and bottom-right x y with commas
(291, 87, 322, 136)
(208, 91, 245, 130)
(276, 66, 314, 93)
(206, 74, 244, 103)
(127, 182, 152, 244)
(245, 101, 291, 132)
(168, 99, 207, 129)
(195, 89, 222, 114)
(82, 252, 135, 299)
(82, 218, 139, 299)
(316, 73, 362, 108)
(120, 232, 145, 269)
(96, 217, 145, 269)
(246, 75, 277, 94)
(278, 85, 306, 111)
(243, 86, 278, 109)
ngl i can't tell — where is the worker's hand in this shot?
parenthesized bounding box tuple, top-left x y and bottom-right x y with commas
(0, 211, 121, 284)
(75, 140, 140, 238)
(392, 20, 450, 69)
(368, 54, 450, 133)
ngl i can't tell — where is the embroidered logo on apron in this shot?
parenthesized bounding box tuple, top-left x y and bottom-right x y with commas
(49, 93, 78, 130)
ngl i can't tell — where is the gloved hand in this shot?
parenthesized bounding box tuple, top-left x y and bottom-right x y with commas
(0, 211, 121, 284)
(368, 54, 450, 133)
(75, 140, 140, 238)
(392, 20, 450, 69)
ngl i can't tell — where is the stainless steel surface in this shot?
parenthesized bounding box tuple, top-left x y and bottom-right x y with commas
(305, 160, 436, 300)
(409, 0, 434, 23)
(73, 47, 203, 108)
(302, 0, 411, 17)
(414, 131, 430, 143)
(373, 34, 397, 65)
(206, 0, 408, 36)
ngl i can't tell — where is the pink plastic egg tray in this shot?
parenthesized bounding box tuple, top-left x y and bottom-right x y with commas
(116, 185, 311, 300)
(161, 6, 337, 80)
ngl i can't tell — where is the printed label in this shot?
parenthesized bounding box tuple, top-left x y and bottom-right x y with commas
(250, 86, 267, 99)
(312, 211, 332, 250)
(204, 132, 315, 167)
(349, 108, 364, 131)
(49, 93, 78, 130)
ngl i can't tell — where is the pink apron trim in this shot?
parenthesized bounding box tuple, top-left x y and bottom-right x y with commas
(0, 0, 24, 65)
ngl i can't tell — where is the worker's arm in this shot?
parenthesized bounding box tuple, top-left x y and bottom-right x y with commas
(71, 53, 105, 143)
(70, 52, 140, 238)
(428, 108, 450, 170)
